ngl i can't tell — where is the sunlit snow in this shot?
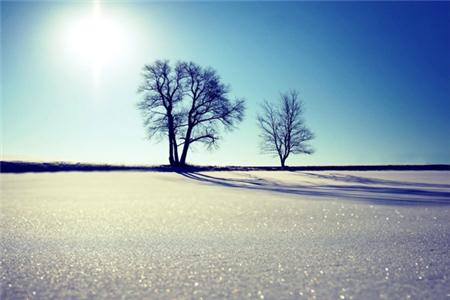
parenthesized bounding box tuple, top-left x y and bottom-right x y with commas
(1, 171, 449, 299)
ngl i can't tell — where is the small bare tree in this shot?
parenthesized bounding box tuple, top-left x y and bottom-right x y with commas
(257, 90, 314, 168)
(138, 60, 245, 167)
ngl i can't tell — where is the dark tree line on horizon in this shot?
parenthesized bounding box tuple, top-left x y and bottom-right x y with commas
(138, 60, 314, 168)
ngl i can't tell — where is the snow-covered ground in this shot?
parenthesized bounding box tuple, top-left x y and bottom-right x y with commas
(1, 171, 449, 299)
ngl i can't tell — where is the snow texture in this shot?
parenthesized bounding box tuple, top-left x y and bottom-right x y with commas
(1, 171, 449, 299)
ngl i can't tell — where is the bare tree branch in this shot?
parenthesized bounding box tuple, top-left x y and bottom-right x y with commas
(137, 60, 245, 166)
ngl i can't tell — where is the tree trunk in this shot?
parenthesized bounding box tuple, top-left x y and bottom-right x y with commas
(168, 133, 174, 166)
(172, 135, 179, 164)
(280, 158, 286, 168)
(179, 125, 193, 165)
(167, 114, 179, 166)
(179, 144, 189, 165)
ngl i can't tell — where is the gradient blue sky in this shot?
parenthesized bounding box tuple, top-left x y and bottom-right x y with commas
(2, 1, 449, 166)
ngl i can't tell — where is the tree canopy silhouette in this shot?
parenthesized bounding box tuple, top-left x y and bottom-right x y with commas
(257, 90, 314, 168)
(138, 60, 245, 166)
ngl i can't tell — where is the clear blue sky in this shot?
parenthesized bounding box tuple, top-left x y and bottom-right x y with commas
(2, 1, 449, 166)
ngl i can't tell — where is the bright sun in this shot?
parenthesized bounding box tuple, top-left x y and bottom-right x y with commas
(66, 3, 125, 73)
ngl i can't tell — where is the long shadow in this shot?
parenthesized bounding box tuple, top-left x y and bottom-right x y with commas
(301, 172, 450, 189)
(177, 172, 450, 206)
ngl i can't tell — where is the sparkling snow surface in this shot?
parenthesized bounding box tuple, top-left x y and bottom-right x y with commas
(1, 171, 449, 299)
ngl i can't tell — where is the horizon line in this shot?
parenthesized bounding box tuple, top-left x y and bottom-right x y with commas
(1, 160, 449, 173)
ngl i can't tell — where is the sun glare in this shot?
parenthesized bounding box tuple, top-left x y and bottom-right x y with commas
(66, 2, 126, 82)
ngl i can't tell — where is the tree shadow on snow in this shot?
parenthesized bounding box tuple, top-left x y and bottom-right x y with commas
(300, 172, 450, 189)
(177, 171, 450, 206)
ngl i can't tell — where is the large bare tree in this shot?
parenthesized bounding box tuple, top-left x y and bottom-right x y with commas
(137, 61, 184, 165)
(257, 90, 314, 168)
(138, 60, 245, 167)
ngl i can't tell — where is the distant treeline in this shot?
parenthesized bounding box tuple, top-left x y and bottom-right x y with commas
(1, 161, 449, 173)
